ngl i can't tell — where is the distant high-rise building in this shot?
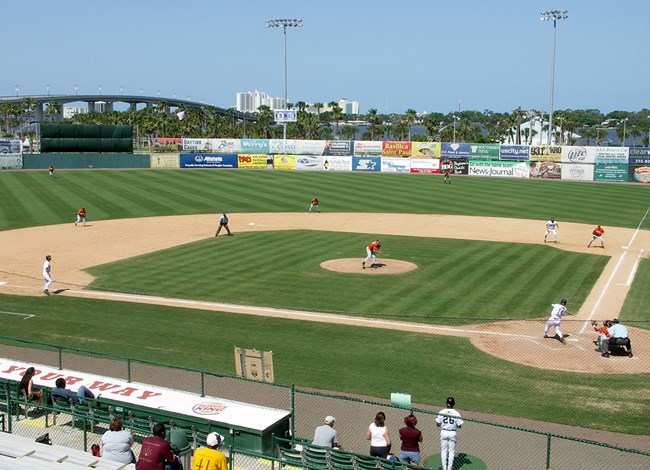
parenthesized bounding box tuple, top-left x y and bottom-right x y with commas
(236, 90, 286, 112)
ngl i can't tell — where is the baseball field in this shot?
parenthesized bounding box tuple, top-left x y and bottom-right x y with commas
(0, 169, 648, 441)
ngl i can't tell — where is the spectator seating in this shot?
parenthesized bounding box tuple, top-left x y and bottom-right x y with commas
(0, 431, 135, 469)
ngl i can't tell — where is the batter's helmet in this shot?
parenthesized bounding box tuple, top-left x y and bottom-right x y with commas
(446, 396, 455, 408)
(560, 299, 567, 306)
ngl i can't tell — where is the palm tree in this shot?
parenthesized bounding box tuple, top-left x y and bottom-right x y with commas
(405, 108, 417, 140)
(394, 122, 409, 141)
(295, 101, 307, 112)
(328, 101, 343, 139)
(341, 125, 358, 140)
(256, 105, 274, 139)
(313, 102, 324, 122)
(366, 108, 380, 140)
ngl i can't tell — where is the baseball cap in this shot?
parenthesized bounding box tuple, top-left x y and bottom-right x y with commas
(206, 432, 224, 447)
(324, 416, 335, 425)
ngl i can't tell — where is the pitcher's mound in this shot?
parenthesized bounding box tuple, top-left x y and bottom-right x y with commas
(321, 258, 417, 274)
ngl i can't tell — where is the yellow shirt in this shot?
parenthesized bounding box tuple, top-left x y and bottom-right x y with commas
(192, 447, 227, 470)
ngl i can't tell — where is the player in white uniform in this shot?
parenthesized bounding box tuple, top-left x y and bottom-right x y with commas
(436, 396, 463, 470)
(543, 299, 569, 344)
(544, 217, 559, 243)
(42, 255, 53, 295)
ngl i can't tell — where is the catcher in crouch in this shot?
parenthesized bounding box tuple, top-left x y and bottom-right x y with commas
(362, 240, 381, 269)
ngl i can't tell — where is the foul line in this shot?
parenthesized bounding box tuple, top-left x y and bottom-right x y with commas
(626, 250, 644, 286)
(67, 289, 537, 340)
(0, 310, 35, 320)
(623, 202, 650, 249)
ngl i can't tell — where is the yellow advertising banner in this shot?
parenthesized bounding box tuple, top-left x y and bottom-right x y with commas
(150, 154, 180, 168)
(411, 142, 441, 158)
(273, 154, 296, 170)
(530, 145, 562, 162)
(237, 154, 267, 169)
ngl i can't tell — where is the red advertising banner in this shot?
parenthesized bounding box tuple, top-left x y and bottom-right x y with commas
(382, 141, 412, 157)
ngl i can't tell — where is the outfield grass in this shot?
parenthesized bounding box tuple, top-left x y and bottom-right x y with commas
(620, 258, 650, 330)
(87, 231, 609, 323)
(0, 292, 646, 435)
(1, 170, 650, 231)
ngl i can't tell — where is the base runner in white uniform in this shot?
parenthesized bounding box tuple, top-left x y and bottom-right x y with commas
(436, 396, 463, 470)
(543, 299, 570, 344)
(42, 255, 53, 295)
(544, 217, 559, 243)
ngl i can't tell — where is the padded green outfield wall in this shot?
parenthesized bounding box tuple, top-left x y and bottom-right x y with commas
(41, 124, 133, 153)
(23, 153, 150, 169)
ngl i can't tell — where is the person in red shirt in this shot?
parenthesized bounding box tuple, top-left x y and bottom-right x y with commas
(48, 165, 54, 178)
(399, 414, 423, 464)
(75, 207, 87, 227)
(309, 197, 320, 213)
(136, 423, 181, 470)
(362, 240, 381, 269)
(444, 171, 451, 184)
(588, 225, 605, 248)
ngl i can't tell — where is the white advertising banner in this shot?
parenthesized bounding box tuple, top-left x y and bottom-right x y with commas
(469, 160, 530, 178)
(561, 163, 595, 181)
(594, 146, 629, 164)
(269, 139, 326, 155)
(410, 158, 441, 174)
(354, 141, 383, 156)
(294, 155, 323, 171)
(183, 138, 211, 152)
(381, 157, 411, 173)
(212, 139, 241, 153)
(323, 156, 352, 171)
(562, 146, 596, 164)
(0, 155, 22, 169)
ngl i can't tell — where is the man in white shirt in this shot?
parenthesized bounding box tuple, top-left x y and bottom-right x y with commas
(543, 299, 570, 344)
(544, 217, 559, 243)
(42, 255, 53, 295)
(436, 397, 463, 470)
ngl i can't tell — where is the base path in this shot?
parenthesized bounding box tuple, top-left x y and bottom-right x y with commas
(0, 213, 648, 374)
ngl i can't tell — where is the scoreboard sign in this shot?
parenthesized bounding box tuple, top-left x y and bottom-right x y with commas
(274, 110, 297, 122)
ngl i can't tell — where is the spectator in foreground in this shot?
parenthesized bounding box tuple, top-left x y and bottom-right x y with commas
(102, 417, 136, 464)
(399, 414, 423, 464)
(191, 432, 227, 470)
(19, 366, 44, 404)
(50, 377, 96, 404)
(136, 423, 183, 470)
(366, 411, 391, 458)
(312, 415, 341, 449)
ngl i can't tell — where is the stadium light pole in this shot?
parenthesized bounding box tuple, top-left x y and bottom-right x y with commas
(267, 18, 303, 140)
(622, 118, 629, 147)
(540, 9, 568, 145)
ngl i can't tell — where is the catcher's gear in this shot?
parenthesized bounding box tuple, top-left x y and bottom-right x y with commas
(590, 320, 598, 327)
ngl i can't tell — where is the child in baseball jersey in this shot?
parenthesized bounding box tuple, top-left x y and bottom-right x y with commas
(544, 217, 559, 243)
(436, 397, 463, 470)
(543, 299, 568, 344)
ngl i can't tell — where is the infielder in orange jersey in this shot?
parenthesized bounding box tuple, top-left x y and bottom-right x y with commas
(75, 207, 86, 227)
(362, 240, 381, 269)
(309, 197, 320, 213)
(588, 224, 605, 248)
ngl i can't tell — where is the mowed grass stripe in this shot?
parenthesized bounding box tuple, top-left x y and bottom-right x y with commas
(86, 231, 608, 322)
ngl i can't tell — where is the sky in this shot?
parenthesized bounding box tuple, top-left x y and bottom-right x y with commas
(3, 0, 649, 115)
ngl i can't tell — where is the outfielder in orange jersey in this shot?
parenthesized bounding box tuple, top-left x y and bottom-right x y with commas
(75, 207, 86, 227)
(587, 225, 605, 248)
(309, 197, 320, 213)
(362, 240, 381, 269)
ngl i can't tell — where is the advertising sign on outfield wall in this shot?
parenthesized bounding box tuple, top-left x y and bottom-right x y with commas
(530, 161, 561, 179)
(269, 140, 326, 155)
(354, 141, 383, 156)
(529, 145, 562, 162)
(183, 138, 211, 152)
(323, 156, 352, 171)
(150, 154, 180, 168)
(241, 139, 270, 154)
(562, 146, 596, 164)
(628, 148, 650, 165)
(441, 159, 468, 175)
(237, 154, 268, 169)
(470, 144, 499, 161)
(412, 142, 441, 158)
(560, 163, 594, 181)
(594, 147, 628, 164)
(629, 165, 650, 183)
(273, 155, 296, 170)
(381, 157, 411, 173)
(441, 143, 471, 159)
(499, 145, 530, 161)
(213, 139, 241, 153)
(382, 141, 411, 157)
(410, 158, 440, 174)
(594, 164, 628, 182)
(295, 155, 323, 171)
(0, 155, 22, 169)
(0, 138, 22, 155)
(180, 154, 238, 168)
(469, 160, 530, 178)
(324, 140, 353, 155)
(352, 156, 381, 172)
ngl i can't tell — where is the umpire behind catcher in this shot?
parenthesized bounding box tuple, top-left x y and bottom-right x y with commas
(601, 319, 633, 358)
(215, 213, 233, 237)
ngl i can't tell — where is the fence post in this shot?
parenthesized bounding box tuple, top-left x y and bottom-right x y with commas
(58, 346, 62, 370)
(546, 432, 552, 469)
(290, 384, 295, 441)
(127, 358, 131, 383)
(201, 372, 205, 397)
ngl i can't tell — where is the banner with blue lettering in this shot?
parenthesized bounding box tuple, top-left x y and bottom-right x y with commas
(180, 154, 238, 169)
(628, 148, 650, 165)
(499, 145, 530, 161)
(241, 139, 270, 154)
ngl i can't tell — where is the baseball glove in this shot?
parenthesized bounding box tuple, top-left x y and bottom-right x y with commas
(590, 320, 598, 327)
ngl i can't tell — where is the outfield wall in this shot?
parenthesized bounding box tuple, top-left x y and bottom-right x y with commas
(177, 139, 650, 184)
(22, 153, 150, 169)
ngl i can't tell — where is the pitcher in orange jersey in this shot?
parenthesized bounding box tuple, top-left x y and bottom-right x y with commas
(587, 225, 604, 248)
(75, 207, 86, 227)
(362, 240, 382, 269)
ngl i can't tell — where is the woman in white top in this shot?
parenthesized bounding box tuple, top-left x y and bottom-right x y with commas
(366, 411, 391, 458)
(101, 417, 136, 464)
